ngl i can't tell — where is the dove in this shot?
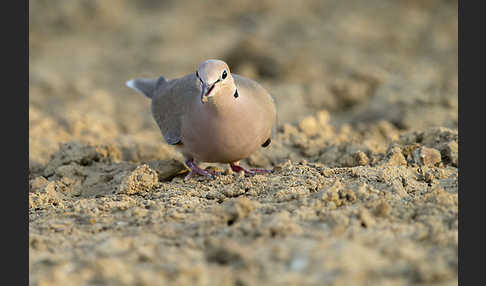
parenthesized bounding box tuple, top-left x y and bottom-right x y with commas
(126, 59, 277, 180)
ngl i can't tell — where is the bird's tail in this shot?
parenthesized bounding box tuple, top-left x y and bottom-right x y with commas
(125, 76, 166, 99)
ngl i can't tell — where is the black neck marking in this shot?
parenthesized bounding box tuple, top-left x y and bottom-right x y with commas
(234, 89, 239, 98)
(261, 138, 271, 148)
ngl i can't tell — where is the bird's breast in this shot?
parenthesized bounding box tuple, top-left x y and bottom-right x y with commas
(181, 96, 273, 163)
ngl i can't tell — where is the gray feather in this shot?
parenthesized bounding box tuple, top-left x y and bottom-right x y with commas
(126, 76, 166, 98)
(150, 74, 199, 146)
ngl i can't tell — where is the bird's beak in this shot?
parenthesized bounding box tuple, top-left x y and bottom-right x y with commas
(200, 80, 219, 104)
(200, 82, 209, 103)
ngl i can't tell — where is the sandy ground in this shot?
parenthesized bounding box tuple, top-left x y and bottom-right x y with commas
(29, 1, 458, 285)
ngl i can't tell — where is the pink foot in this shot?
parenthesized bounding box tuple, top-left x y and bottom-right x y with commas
(185, 159, 220, 180)
(230, 163, 270, 176)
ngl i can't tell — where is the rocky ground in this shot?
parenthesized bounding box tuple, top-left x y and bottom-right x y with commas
(29, 0, 458, 285)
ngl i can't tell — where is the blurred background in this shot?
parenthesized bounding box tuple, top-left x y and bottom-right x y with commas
(29, 0, 457, 166)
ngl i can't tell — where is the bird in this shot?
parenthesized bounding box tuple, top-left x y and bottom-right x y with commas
(126, 59, 277, 180)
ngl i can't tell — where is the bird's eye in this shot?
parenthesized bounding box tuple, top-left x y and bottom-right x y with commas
(222, 70, 227, 80)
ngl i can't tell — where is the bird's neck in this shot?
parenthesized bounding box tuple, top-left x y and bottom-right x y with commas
(200, 85, 238, 116)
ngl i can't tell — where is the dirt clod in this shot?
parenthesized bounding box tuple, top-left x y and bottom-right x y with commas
(118, 165, 158, 195)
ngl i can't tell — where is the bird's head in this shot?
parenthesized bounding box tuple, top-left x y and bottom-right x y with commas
(196, 59, 236, 104)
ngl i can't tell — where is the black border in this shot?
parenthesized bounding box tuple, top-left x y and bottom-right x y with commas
(459, 0, 481, 285)
(6, 0, 29, 284)
(1, 0, 29, 284)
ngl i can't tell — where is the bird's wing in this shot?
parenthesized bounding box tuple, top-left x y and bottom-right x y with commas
(151, 74, 199, 145)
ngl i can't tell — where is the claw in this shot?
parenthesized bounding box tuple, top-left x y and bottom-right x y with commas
(230, 163, 270, 176)
(185, 159, 217, 180)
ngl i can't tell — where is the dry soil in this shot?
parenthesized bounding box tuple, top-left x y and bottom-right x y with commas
(29, 1, 458, 285)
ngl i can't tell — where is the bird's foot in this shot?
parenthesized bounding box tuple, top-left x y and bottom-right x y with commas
(230, 163, 270, 176)
(185, 159, 218, 180)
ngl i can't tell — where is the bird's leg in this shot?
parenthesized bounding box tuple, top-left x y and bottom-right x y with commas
(230, 162, 270, 176)
(185, 159, 216, 180)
